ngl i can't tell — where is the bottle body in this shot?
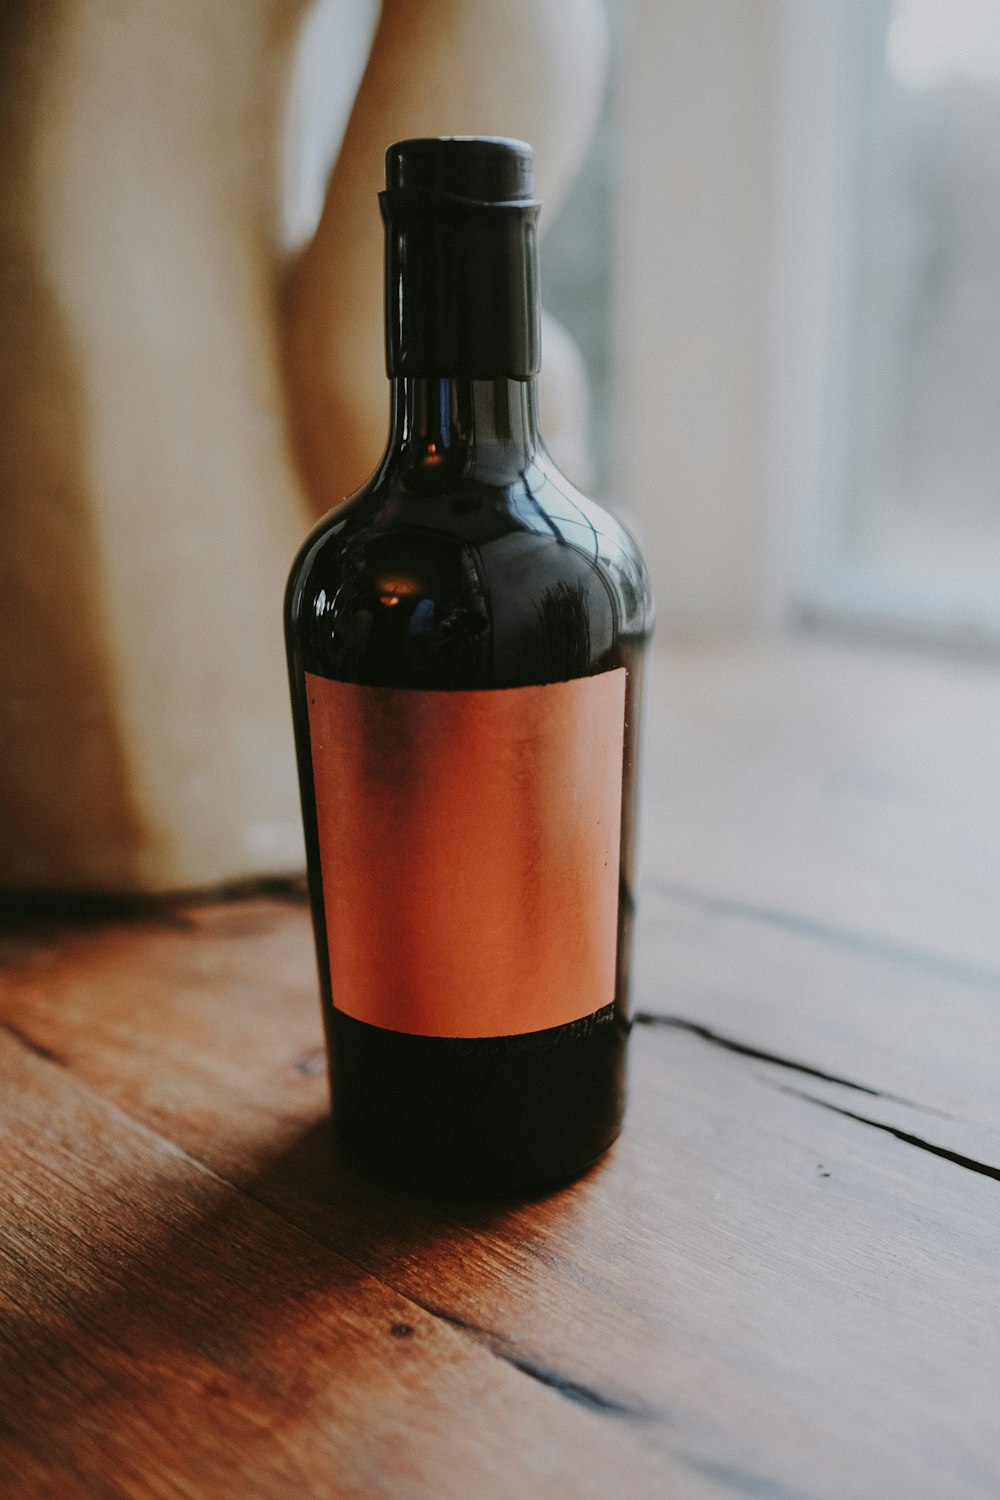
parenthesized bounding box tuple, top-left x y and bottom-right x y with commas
(286, 377, 651, 1192)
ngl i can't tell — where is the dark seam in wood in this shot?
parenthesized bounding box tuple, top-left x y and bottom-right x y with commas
(403, 1298, 658, 1420)
(677, 1451, 818, 1500)
(645, 876, 1000, 994)
(500, 1351, 650, 1417)
(0, 1018, 64, 1065)
(775, 1084, 1000, 1184)
(634, 1012, 947, 1116)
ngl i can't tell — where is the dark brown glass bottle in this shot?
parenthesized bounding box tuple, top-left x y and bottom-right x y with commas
(285, 137, 652, 1193)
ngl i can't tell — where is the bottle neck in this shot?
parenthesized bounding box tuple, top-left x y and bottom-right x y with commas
(387, 376, 542, 475)
(380, 191, 541, 381)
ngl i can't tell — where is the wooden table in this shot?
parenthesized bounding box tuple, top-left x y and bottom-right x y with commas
(2, 638, 999, 1498)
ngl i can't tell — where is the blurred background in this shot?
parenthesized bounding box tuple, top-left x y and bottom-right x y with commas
(567, 0, 1000, 642)
(2, 0, 998, 894)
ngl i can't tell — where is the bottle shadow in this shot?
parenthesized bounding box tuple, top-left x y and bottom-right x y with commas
(246, 1111, 587, 1250)
(2, 1108, 596, 1483)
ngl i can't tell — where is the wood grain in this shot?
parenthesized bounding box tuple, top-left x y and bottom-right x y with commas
(643, 638, 1000, 974)
(2, 639, 999, 1498)
(0, 1026, 684, 1499)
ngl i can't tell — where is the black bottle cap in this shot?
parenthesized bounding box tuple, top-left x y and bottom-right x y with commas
(385, 136, 536, 206)
(380, 137, 541, 379)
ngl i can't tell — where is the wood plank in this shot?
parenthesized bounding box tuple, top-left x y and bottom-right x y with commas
(0, 1027, 681, 1499)
(643, 639, 1000, 975)
(635, 883, 1000, 1151)
(3, 894, 1000, 1497)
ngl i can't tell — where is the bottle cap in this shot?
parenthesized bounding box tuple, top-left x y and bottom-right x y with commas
(384, 136, 536, 207)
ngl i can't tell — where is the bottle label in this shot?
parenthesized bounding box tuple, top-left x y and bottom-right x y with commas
(305, 668, 626, 1038)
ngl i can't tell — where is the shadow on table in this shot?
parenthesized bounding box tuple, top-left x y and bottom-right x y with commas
(1, 1108, 608, 1485)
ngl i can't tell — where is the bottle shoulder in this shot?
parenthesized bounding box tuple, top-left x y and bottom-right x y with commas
(286, 458, 652, 689)
(288, 457, 651, 620)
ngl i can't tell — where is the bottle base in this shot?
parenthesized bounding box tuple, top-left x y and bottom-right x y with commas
(327, 1005, 629, 1198)
(336, 1122, 624, 1199)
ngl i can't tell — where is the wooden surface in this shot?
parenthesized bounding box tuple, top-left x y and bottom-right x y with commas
(2, 637, 999, 1498)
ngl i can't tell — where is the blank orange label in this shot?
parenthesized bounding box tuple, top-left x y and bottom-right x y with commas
(305, 669, 626, 1038)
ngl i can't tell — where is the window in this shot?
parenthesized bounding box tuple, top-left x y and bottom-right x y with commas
(616, 0, 1000, 643)
(788, 0, 1000, 644)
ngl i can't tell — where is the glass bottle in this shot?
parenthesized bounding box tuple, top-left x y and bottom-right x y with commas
(285, 137, 653, 1192)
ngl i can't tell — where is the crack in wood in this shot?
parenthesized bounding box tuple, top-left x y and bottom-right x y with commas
(0, 1018, 64, 1065)
(634, 1012, 946, 1115)
(646, 877, 1000, 994)
(677, 1451, 818, 1500)
(405, 1298, 657, 1420)
(776, 1085, 1000, 1184)
(499, 1351, 652, 1417)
